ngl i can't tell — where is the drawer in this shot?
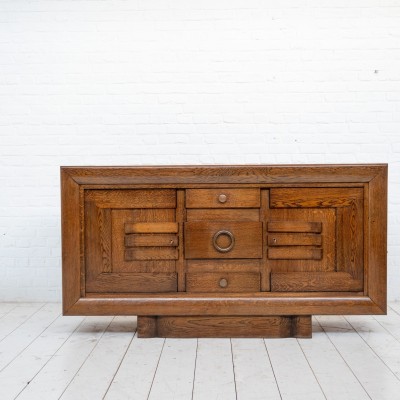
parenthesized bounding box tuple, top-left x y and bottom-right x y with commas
(184, 221, 262, 259)
(186, 188, 260, 208)
(186, 273, 260, 293)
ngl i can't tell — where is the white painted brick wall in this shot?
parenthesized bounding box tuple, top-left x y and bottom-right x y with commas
(1, 0, 399, 301)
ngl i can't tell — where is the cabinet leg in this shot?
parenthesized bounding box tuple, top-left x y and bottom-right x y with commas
(136, 315, 312, 338)
(137, 316, 157, 338)
(291, 316, 312, 338)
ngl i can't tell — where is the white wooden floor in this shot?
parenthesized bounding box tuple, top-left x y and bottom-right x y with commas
(1, 304, 400, 400)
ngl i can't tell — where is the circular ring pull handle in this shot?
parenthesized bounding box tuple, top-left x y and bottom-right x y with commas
(213, 230, 235, 253)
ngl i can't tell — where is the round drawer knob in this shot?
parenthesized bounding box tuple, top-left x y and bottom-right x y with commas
(219, 278, 228, 288)
(218, 194, 227, 203)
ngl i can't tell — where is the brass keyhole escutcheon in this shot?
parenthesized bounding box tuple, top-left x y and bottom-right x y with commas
(213, 230, 235, 253)
(218, 194, 227, 203)
(219, 278, 228, 288)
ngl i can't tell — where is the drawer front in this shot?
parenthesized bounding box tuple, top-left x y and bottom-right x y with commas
(186, 273, 260, 293)
(184, 221, 262, 259)
(186, 188, 260, 208)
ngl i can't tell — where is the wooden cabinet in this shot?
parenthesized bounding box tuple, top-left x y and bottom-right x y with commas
(62, 165, 387, 338)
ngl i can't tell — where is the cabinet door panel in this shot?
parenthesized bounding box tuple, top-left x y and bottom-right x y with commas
(269, 188, 364, 292)
(268, 208, 336, 273)
(84, 189, 177, 293)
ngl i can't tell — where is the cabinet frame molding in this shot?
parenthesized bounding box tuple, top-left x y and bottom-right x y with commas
(61, 164, 387, 317)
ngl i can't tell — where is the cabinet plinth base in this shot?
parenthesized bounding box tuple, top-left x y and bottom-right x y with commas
(137, 315, 312, 338)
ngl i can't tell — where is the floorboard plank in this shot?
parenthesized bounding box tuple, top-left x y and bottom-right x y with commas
(0, 303, 18, 319)
(15, 316, 113, 400)
(0, 303, 45, 342)
(318, 315, 400, 400)
(345, 314, 400, 380)
(148, 339, 197, 400)
(60, 316, 136, 400)
(373, 307, 400, 342)
(265, 337, 325, 400)
(104, 336, 165, 400)
(192, 339, 236, 400)
(388, 302, 400, 315)
(299, 319, 370, 400)
(0, 314, 84, 400)
(231, 338, 281, 400)
(0, 303, 60, 371)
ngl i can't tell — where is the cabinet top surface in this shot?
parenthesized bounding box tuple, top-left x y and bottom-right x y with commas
(61, 164, 387, 185)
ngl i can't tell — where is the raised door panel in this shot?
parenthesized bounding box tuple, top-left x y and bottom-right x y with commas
(269, 188, 364, 292)
(184, 221, 262, 259)
(84, 189, 178, 293)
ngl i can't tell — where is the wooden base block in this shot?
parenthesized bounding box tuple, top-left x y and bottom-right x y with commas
(137, 315, 312, 338)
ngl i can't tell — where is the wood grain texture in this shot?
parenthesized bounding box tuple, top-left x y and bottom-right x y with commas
(186, 188, 260, 208)
(291, 315, 312, 338)
(184, 221, 262, 259)
(268, 233, 322, 246)
(176, 189, 186, 292)
(111, 209, 176, 273)
(86, 273, 177, 293)
(186, 260, 260, 273)
(270, 188, 363, 208)
(187, 208, 260, 221)
(267, 221, 322, 233)
(125, 234, 178, 247)
(63, 164, 385, 185)
(61, 164, 387, 328)
(137, 315, 311, 338)
(336, 198, 364, 283)
(61, 169, 82, 314)
(367, 167, 387, 313)
(124, 222, 178, 234)
(186, 273, 260, 293)
(124, 247, 178, 261)
(260, 189, 270, 291)
(85, 189, 176, 208)
(268, 247, 322, 260)
(271, 272, 363, 292)
(137, 316, 157, 338)
(65, 296, 383, 317)
(268, 208, 336, 274)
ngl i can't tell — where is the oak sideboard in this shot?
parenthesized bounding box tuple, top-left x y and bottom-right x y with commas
(61, 164, 387, 338)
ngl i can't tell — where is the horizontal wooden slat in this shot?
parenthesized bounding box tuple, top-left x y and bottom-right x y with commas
(67, 296, 382, 317)
(186, 259, 260, 273)
(270, 188, 363, 208)
(271, 272, 363, 292)
(85, 189, 176, 208)
(268, 221, 322, 233)
(186, 188, 260, 208)
(125, 247, 178, 261)
(86, 273, 177, 293)
(268, 233, 322, 246)
(125, 234, 178, 247)
(268, 247, 322, 260)
(186, 209, 260, 221)
(124, 222, 178, 234)
(64, 165, 386, 186)
(186, 273, 260, 293)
